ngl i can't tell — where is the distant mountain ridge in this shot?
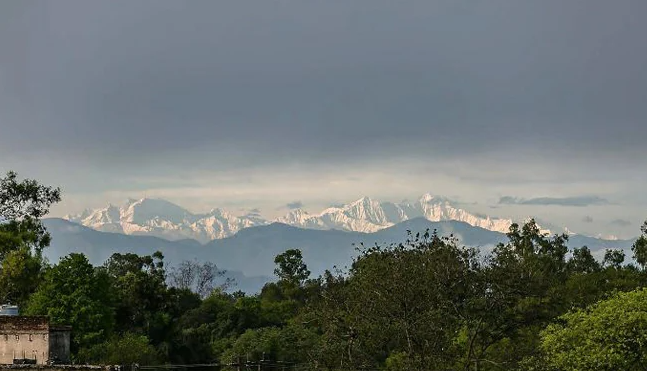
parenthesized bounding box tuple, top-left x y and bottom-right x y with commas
(277, 194, 514, 234)
(65, 194, 515, 243)
(43, 217, 636, 293)
(65, 198, 265, 242)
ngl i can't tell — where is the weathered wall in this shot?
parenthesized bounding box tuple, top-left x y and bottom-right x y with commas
(0, 318, 48, 332)
(0, 366, 118, 371)
(0, 330, 49, 365)
(47, 331, 70, 364)
(0, 318, 50, 365)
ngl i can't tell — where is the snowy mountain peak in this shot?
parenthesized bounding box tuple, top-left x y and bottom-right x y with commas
(418, 193, 454, 205)
(287, 208, 310, 216)
(65, 198, 268, 243)
(66, 194, 518, 242)
(276, 209, 311, 225)
(274, 194, 515, 235)
(122, 198, 193, 225)
(352, 195, 374, 204)
(419, 193, 438, 203)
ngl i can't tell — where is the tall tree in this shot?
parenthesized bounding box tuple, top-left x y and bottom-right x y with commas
(462, 220, 570, 370)
(0, 171, 61, 305)
(314, 230, 480, 370)
(269, 249, 313, 303)
(0, 171, 61, 256)
(568, 246, 601, 274)
(632, 221, 647, 270)
(273, 249, 311, 285)
(103, 252, 171, 343)
(603, 249, 625, 269)
(25, 253, 115, 354)
(0, 247, 44, 305)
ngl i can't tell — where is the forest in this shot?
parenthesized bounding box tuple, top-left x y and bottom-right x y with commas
(3, 171, 647, 371)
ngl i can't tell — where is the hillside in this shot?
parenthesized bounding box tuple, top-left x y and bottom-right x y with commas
(43, 218, 635, 292)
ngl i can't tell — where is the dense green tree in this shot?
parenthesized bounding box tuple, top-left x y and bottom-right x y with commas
(462, 220, 570, 369)
(0, 171, 60, 304)
(603, 248, 626, 269)
(25, 253, 115, 354)
(103, 252, 178, 355)
(220, 324, 320, 366)
(559, 268, 642, 312)
(568, 246, 601, 274)
(0, 171, 61, 221)
(0, 171, 61, 256)
(312, 230, 480, 370)
(169, 288, 281, 364)
(273, 249, 311, 285)
(259, 249, 321, 326)
(104, 253, 167, 328)
(6, 169, 647, 370)
(0, 247, 44, 305)
(78, 333, 161, 365)
(632, 221, 647, 270)
(540, 288, 647, 371)
(170, 290, 236, 363)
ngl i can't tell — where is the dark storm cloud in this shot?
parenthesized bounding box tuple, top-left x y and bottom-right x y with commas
(1, 0, 646, 167)
(499, 196, 609, 207)
(286, 201, 304, 210)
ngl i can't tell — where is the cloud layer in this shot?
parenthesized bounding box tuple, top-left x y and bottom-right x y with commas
(499, 196, 610, 207)
(2, 1, 646, 165)
(0, 1, 646, 239)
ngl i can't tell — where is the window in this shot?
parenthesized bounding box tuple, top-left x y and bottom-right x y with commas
(15, 334, 19, 341)
(28, 334, 32, 342)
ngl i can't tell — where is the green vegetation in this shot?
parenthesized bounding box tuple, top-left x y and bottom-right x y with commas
(3, 171, 647, 370)
(0, 170, 60, 304)
(25, 253, 115, 353)
(539, 288, 647, 371)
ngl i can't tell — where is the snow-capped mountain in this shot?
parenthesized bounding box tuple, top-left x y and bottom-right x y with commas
(64, 194, 516, 242)
(65, 198, 268, 243)
(277, 194, 513, 234)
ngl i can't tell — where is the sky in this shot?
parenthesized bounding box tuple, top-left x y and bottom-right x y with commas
(1, 0, 646, 238)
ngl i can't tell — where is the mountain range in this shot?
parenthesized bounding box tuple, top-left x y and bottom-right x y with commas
(43, 216, 635, 293)
(65, 194, 516, 243)
(54, 194, 638, 293)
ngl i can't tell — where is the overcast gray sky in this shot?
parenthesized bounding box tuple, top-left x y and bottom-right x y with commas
(1, 0, 646, 238)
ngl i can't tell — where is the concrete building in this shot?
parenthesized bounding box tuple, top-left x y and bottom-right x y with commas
(0, 316, 71, 365)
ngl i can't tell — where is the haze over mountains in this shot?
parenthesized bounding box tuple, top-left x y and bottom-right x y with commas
(47, 193, 641, 293)
(65, 194, 516, 243)
(43, 215, 635, 293)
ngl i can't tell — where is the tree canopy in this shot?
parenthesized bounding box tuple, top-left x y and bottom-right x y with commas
(539, 288, 647, 371)
(3, 171, 647, 369)
(0, 171, 61, 305)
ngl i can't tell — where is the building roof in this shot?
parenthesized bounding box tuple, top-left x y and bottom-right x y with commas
(0, 317, 70, 332)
